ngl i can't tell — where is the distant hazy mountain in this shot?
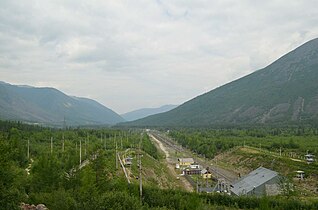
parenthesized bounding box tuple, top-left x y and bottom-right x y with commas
(121, 105, 178, 121)
(0, 82, 124, 126)
(124, 38, 318, 127)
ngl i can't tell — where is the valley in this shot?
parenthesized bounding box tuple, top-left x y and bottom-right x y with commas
(0, 33, 318, 210)
(2, 1, 318, 209)
(1, 122, 318, 209)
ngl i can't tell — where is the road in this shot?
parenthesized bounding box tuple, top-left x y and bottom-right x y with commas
(148, 132, 194, 192)
(148, 130, 237, 183)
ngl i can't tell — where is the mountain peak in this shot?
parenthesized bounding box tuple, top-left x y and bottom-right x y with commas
(124, 38, 318, 127)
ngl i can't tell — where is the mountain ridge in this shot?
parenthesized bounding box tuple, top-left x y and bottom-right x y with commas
(122, 38, 318, 127)
(0, 82, 124, 127)
(121, 104, 178, 121)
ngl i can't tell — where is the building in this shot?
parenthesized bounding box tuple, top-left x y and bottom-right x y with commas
(305, 154, 315, 163)
(230, 167, 280, 196)
(183, 167, 202, 175)
(295, 170, 305, 180)
(190, 163, 200, 169)
(201, 168, 212, 179)
(178, 158, 194, 166)
(124, 157, 133, 166)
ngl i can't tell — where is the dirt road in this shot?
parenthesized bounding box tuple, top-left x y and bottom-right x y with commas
(149, 131, 238, 183)
(148, 133, 194, 192)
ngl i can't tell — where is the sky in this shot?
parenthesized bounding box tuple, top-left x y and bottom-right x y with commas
(1, 0, 318, 114)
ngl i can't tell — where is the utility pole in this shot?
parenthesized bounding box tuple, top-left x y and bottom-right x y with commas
(63, 116, 66, 152)
(87, 133, 90, 148)
(80, 139, 82, 164)
(139, 136, 142, 202)
(51, 137, 53, 154)
(63, 116, 66, 129)
(104, 135, 106, 150)
(196, 178, 199, 193)
(104, 135, 107, 150)
(84, 138, 87, 157)
(115, 141, 118, 169)
(215, 158, 218, 179)
(27, 139, 30, 159)
(114, 133, 116, 148)
(62, 133, 65, 152)
(121, 135, 123, 149)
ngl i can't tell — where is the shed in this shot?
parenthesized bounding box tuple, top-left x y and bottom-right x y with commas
(296, 170, 305, 180)
(124, 157, 133, 166)
(305, 154, 315, 163)
(178, 158, 194, 166)
(201, 168, 212, 179)
(183, 168, 202, 175)
(230, 167, 280, 196)
(190, 163, 200, 169)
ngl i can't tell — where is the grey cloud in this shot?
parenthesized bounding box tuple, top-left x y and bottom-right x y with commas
(1, 0, 318, 113)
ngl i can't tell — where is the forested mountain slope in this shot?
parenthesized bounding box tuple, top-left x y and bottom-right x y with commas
(0, 82, 124, 126)
(125, 38, 318, 127)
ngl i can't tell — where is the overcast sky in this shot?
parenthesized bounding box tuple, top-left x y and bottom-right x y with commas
(1, 0, 318, 114)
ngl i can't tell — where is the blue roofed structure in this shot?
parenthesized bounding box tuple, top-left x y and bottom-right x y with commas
(230, 167, 280, 196)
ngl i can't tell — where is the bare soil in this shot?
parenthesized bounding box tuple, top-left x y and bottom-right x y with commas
(149, 133, 194, 192)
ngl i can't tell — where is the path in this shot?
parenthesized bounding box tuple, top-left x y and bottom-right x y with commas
(148, 133, 194, 192)
(150, 131, 237, 182)
(117, 153, 131, 184)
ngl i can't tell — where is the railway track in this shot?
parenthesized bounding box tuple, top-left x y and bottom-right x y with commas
(148, 130, 236, 183)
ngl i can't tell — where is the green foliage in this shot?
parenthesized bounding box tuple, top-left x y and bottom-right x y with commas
(169, 128, 318, 158)
(142, 134, 160, 159)
(1, 121, 318, 209)
(0, 130, 27, 209)
(30, 154, 63, 192)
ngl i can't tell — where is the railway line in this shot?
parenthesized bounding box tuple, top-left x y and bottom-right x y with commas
(148, 130, 237, 183)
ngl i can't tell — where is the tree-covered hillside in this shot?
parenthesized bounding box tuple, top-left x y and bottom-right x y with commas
(124, 38, 318, 127)
(1, 121, 318, 209)
(0, 82, 124, 126)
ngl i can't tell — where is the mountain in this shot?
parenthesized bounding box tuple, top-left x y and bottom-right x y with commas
(0, 82, 124, 126)
(124, 38, 318, 127)
(121, 105, 178, 121)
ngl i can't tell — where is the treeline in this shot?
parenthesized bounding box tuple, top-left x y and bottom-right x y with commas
(0, 121, 158, 209)
(169, 128, 318, 158)
(1, 121, 318, 209)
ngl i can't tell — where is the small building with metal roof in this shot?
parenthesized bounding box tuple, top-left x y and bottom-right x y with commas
(178, 158, 194, 166)
(230, 167, 280, 196)
(305, 154, 315, 163)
